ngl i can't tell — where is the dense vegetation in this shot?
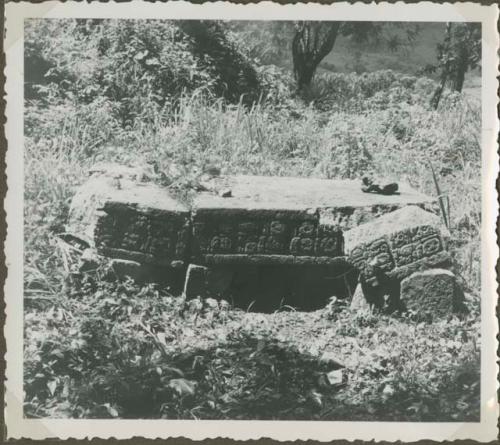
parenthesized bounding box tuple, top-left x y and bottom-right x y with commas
(24, 19, 481, 420)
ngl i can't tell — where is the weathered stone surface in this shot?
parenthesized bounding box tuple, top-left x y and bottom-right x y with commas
(191, 213, 343, 264)
(67, 167, 190, 267)
(400, 269, 465, 318)
(196, 175, 435, 213)
(183, 264, 209, 299)
(69, 169, 437, 271)
(95, 201, 190, 266)
(344, 206, 450, 286)
(191, 176, 435, 265)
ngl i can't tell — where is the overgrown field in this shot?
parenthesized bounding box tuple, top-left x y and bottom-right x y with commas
(23, 20, 481, 420)
(25, 278, 480, 420)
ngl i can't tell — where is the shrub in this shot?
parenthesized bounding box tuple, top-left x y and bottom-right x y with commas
(25, 19, 263, 127)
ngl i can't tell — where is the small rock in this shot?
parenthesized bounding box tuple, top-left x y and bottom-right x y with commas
(350, 282, 371, 311)
(170, 260, 185, 269)
(361, 176, 399, 195)
(382, 384, 395, 396)
(326, 369, 344, 387)
(187, 297, 203, 313)
(307, 390, 323, 410)
(79, 248, 100, 272)
(204, 298, 219, 310)
(219, 188, 232, 198)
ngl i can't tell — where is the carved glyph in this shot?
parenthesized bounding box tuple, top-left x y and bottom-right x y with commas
(345, 206, 450, 285)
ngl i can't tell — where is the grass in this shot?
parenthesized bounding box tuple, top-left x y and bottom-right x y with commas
(23, 70, 482, 420)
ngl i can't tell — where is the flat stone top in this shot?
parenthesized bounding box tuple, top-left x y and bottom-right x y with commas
(101, 178, 189, 214)
(344, 205, 445, 251)
(193, 175, 435, 212)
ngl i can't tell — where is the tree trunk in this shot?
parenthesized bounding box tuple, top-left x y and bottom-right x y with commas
(294, 60, 317, 92)
(292, 22, 341, 93)
(430, 70, 448, 110)
(178, 21, 260, 105)
(430, 23, 452, 109)
(450, 48, 467, 92)
(451, 67, 466, 92)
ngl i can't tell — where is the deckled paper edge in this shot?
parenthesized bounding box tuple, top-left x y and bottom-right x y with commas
(3, 1, 499, 441)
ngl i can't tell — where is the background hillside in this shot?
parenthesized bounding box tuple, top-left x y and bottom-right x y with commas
(322, 22, 445, 74)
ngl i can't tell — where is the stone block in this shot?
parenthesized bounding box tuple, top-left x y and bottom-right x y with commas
(67, 165, 190, 267)
(183, 264, 209, 299)
(68, 171, 437, 273)
(183, 264, 234, 299)
(349, 283, 371, 311)
(400, 268, 465, 318)
(345, 206, 450, 286)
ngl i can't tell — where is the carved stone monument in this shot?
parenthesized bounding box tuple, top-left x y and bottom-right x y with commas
(67, 164, 460, 313)
(344, 205, 464, 314)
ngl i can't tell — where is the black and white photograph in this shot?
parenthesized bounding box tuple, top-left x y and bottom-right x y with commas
(3, 1, 498, 441)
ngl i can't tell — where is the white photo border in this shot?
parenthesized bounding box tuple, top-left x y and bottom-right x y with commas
(4, 1, 499, 441)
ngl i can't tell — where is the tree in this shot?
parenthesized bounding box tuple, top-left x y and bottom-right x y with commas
(178, 20, 261, 105)
(430, 22, 481, 109)
(227, 21, 293, 66)
(292, 22, 341, 92)
(291, 21, 419, 93)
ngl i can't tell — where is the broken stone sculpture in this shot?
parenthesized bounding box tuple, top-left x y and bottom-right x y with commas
(66, 163, 460, 314)
(344, 205, 465, 316)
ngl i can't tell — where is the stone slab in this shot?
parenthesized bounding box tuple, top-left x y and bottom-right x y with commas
(400, 268, 465, 318)
(344, 205, 447, 249)
(68, 169, 437, 268)
(191, 176, 436, 264)
(194, 175, 435, 213)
